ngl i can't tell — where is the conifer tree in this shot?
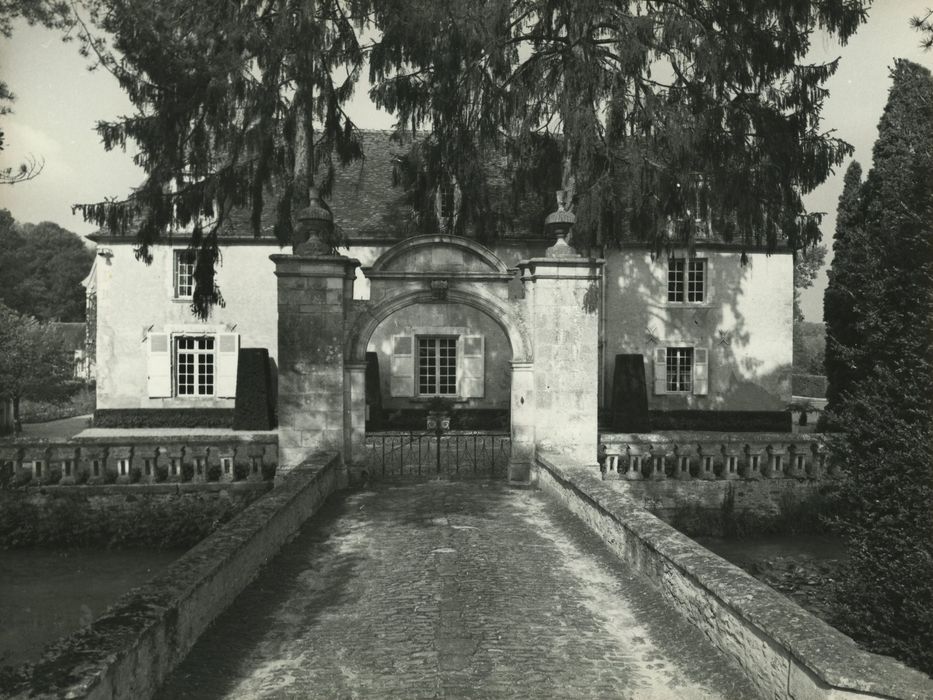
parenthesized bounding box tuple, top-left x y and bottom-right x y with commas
(371, 0, 867, 253)
(822, 160, 863, 419)
(73, 0, 869, 315)
(72, 0, 372, 317)
(828, 59, 933, 674)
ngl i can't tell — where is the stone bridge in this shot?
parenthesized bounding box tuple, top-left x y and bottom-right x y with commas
(5, 452, 930, 700)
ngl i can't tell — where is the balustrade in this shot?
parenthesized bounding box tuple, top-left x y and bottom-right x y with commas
(599, 435, 831, 482)
(0, 437, 278, 487)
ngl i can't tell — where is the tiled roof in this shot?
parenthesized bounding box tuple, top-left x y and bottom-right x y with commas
(218, 130, 417, 241)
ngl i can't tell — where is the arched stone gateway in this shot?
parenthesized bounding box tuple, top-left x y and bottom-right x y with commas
(344, 236, 534, 482)
(272, 234, 602, 483)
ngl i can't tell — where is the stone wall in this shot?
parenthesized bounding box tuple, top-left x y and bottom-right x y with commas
(534, 452, 933, 700)
(601, 247, 794, 413)
(93, 242, 282, 411)
(0, 452, 340, 700)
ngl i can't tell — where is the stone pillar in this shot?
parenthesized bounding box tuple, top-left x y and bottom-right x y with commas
(517, 253, 604, 465)
(272, 253, 360, 472)
(509, 361, 536, 483)
(345, 362, 367, 466)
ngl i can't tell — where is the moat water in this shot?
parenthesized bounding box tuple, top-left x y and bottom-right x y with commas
(0, 548, 182, 667)
(694, 533, 847, 570)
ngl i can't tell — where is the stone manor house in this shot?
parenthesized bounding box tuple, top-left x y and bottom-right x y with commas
(85, 131, 793, 478)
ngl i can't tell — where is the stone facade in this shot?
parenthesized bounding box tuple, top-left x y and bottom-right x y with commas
(602, 247, 794, 413)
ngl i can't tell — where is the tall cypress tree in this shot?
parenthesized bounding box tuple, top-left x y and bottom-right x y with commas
(829, 60, 933, 674)
(823, 160, 863, 420)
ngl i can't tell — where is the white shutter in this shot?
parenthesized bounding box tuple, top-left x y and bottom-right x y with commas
(460, 335, 485, 398)
(693, 347, 709, 395)
(147, 333, 172, 398)
(653, 348, 667, 395)
(217, 333, 239, 398)
(390, 335, 414, 397)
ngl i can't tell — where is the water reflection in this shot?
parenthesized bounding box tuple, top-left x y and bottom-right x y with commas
(0, 548, 182, 667)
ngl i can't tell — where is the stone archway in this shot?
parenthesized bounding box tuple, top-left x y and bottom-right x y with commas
(343, 237, 535, 482)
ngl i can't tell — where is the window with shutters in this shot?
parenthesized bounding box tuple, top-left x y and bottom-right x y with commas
(667, 258, 706, 303)
(418, 336, 457, 396)
(175, 336, 215, 396)
(654, 345, 708, 396)
(666, 347, 694, 393)
(174, 250, 196, 299)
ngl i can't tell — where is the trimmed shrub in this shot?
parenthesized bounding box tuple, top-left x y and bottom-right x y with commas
(206, 463, 222, 482)
(232, 462, 250, 481)
(261, 462, 276, 481)
(181, 462, 194, 482)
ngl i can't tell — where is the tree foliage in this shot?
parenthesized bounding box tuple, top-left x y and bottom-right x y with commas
(793, 242, 826, 323)
(69, 0, 868, 316)
(372, 0, 864, 254)
(0, 209, 94, 322)
(71, 0, 372, 317)
(823, 160, 864, 417)
(0, 304, 79, 426)
(825, 60, 933, 675)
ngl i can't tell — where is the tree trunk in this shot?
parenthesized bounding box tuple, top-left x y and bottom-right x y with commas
(12, 395, 20, 434)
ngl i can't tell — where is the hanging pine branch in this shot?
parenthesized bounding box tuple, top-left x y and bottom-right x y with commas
(71, 0, 371, 318)
(370, 0, 868, 254)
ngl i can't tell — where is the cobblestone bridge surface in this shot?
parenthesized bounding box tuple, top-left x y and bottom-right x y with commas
(158, 481, 759, 699)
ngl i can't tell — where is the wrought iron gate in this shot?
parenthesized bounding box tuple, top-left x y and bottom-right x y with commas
(360, 431, 511, 479)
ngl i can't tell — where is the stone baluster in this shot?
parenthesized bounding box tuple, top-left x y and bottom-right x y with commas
(625, 443, 647, 480)
(766, 444, 788, 478)
(0, 446, 22, 483)
(246, 442, 267, 481)
(231, 445, 249, 481)
(697, 442, 719, 480)
(109, 445, 133, 484)
(809, 441, 826, 479)
(744, 443, 765, 480)
(788, 442, 809, 479)
(82, 444, 108, 483)
(134, 445, 158, 483)
(50, 444, 79, 485)
(164, 445, 185, 482)
(721, 443, 741, 480)
(673, 443, 695, 480)
(648, 444, 669, 480)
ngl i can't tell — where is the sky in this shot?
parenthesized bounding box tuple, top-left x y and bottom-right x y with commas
(0, 2, 930, 322)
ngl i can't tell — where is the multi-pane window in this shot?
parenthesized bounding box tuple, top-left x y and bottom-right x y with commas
(174, 250, 196, 299)
(667, 258, 706, 302)
(418, 337, 457, 396)
(176, 336, 215, 396)
(666, 347, 694, 393)
(438, 182, 456, 219)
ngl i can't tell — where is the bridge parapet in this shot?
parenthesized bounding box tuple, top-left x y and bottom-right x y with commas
(0, 451, 340, 699)
(535, 452, 933, 700)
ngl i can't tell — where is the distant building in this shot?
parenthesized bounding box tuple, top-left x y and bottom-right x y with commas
(85, 131, 792, 441)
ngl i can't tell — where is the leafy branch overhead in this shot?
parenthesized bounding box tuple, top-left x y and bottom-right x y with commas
(67, 0, 869, 317)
